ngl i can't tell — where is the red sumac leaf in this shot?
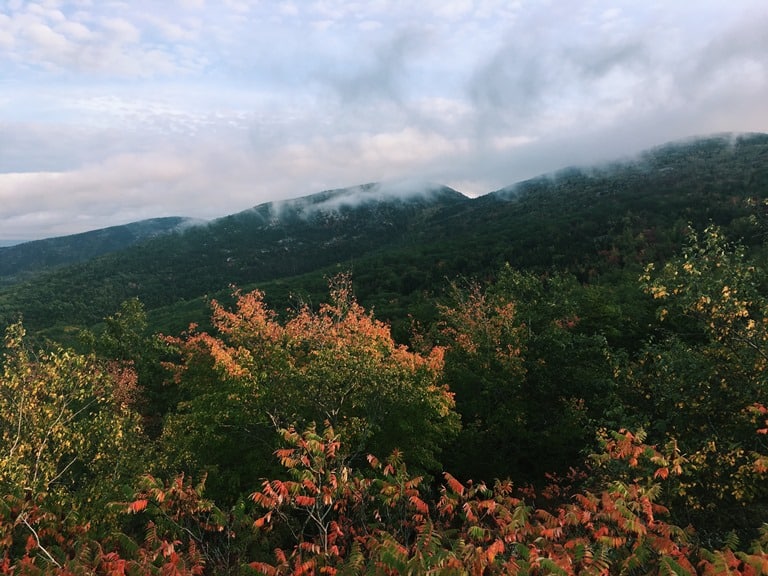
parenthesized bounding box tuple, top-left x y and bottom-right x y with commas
(248, 561, 278, 576)
(409, 495, 429, 515)
(444, 472, 465, 496)
(295, 495, 316, 507)
(128, 499, 148, 513)
(254, 512, 272, 528)
(654, 467, 669, 480)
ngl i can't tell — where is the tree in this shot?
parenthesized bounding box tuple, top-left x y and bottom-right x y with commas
(627, 225, 768, 539)
(0, 322, 146, 567)
(161, 276, 459, 503)
(82, 297, 176, 437)
(438, 267, 616, 484)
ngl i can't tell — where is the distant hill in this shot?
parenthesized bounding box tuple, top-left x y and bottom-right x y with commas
(0, 181, 469, 332)
(0, 217, 201, 286)
(1, 133, 767, 340)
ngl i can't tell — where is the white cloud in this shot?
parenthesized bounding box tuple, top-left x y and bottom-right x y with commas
(0, 0, 767, 242)
(55, 19, 93, 41)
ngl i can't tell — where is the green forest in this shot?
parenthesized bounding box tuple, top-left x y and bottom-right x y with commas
(2, 134, 768, 574)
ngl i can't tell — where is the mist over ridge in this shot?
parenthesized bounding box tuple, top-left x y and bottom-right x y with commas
(4, 131, 767, 247)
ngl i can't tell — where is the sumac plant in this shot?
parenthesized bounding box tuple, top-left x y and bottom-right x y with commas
(247, 422, 768, 576)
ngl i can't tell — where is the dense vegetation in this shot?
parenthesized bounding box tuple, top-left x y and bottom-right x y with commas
(2, 134, 767, 342)
(2, 133, 768, 573)
(0, 217, 193, 288)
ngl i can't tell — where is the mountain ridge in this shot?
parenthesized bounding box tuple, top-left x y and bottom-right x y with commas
(1, 132, 767, 338)
(0, 216, 203, 286)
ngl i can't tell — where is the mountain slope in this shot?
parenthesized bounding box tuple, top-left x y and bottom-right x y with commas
(0, 182, 468, 331)
(444, 132, 768, 273)
(1, 133, 767, 339)
(0, 217, 201, 286)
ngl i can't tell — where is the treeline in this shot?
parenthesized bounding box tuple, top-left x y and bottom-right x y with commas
(3, 221, 768, 574)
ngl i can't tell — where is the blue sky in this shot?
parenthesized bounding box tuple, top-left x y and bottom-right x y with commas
(1, 0, 767, 243)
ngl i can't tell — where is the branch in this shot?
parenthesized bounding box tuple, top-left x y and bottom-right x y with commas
(8, 394, 25, 460)
(46, 456, 78, 490)
(730, 331, 768, 364)
(21, 514, 62, 569)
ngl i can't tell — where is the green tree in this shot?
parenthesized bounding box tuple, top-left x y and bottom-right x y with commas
(626, 225, 768, 539)
(0, 322, 146, 563)
(438, 267, 616, 484)
(82, 297, 176, 436)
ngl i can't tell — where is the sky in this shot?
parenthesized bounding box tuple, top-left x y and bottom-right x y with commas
(1, 1, 767, 244)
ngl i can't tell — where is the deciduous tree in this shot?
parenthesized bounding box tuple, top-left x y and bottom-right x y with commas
(161, 276, 459, 503)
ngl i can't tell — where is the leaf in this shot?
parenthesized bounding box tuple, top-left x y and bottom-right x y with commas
(295, 495, 316, 507)
(128, 499, 148, 513)
(654, 467, 670, 480)
(254, 512, 272, 529)
(248, 561, 278, 575)
(444, 472, 465, 496)
(409, 495, 429, 515)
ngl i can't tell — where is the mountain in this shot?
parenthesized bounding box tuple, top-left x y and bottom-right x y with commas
(441, 132, 768, 272)
(1, 133, 767, 341)
(0, 181, 469, 333)
(0, 217, 201, 286)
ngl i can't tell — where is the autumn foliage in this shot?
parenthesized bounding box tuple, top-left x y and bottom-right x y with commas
(4, 227, 768, 573)
(245, 423, 768, 575)
(160, 275, 458, 502)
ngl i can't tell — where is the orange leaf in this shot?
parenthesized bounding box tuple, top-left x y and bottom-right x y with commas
(409, 495, 429, 515)
(444, 472, 465, 496)
(128, 499, 148, 513)
(254, 512, 272, 528)
(295, 495, 316, 507)
(248, 561, 278, 576)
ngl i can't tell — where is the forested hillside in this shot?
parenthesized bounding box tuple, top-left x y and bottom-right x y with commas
(0, 183, 469, 337)
(0, 217, 197, 287)
(1, 134, 767, 342)
(2, 133, 768, 574)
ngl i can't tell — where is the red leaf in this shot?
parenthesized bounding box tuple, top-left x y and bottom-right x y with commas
(254, 512, 272, 529)
(654, 467, 669, 480)
(248, 561, 278, 575)
(444, 472, 465, 496)
(295, 495, 316, 507)
(409, 495, 429, 515)
(128, 499, 148, 513)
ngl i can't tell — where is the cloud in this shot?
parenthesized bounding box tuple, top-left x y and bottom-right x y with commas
(0, 118, 476, 241)
(321, 28, 425, 106)
(0, 2, 199, 78)
(1, 0, 767, 243)
(468, 18, 654, 137)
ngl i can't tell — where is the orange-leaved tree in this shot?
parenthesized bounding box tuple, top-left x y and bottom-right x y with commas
(161, 275, 459, 503)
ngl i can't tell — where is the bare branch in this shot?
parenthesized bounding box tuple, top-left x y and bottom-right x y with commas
(21, 514, 62, 569)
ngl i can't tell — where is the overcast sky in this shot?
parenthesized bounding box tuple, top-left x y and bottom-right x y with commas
(1, 0, 767, 243)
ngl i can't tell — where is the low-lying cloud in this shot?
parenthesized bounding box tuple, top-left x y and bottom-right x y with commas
(1, 0, 767, 243)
